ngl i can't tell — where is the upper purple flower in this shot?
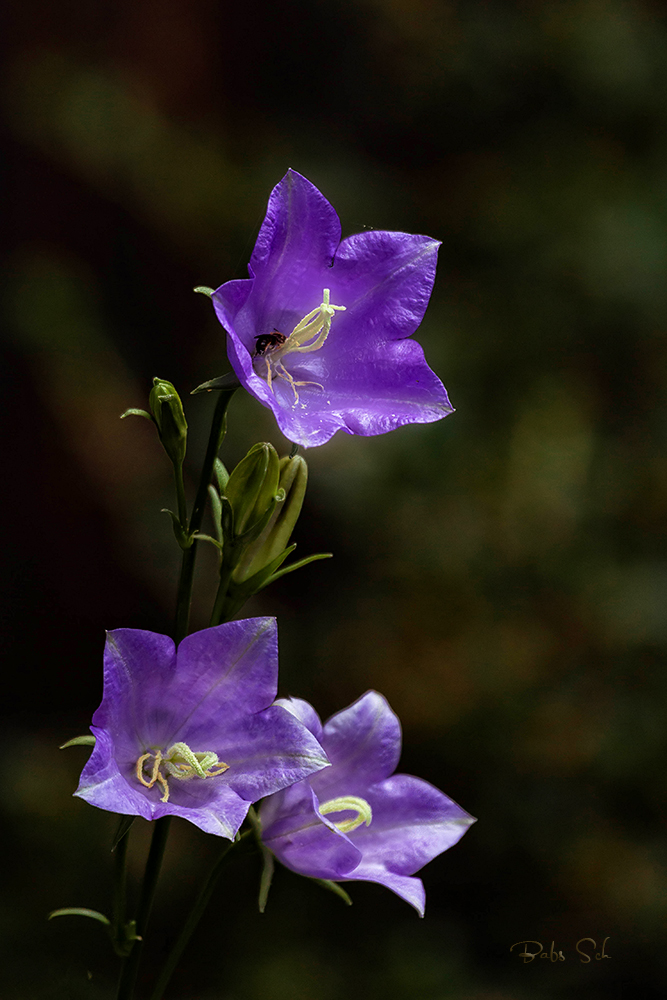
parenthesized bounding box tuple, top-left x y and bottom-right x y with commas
(258, 692, 475, 915)
(75, 619, 329, 839)
(212, 170, 453, 447)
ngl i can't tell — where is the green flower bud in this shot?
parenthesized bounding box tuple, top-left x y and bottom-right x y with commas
(232, 454, 308, 583)
(149, 378, 188, 467)
(224, 442, 281, 537)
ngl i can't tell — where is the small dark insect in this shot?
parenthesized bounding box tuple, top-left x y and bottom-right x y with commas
(253, 330, 286, 356)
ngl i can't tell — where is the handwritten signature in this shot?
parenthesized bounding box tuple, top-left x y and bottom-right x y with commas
(510, 938, 611, 964)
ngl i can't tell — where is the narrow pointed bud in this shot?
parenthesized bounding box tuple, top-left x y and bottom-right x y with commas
(149, 378, 188, 467)
(234, 455, 308, 582)
(224, 443, 281, 536)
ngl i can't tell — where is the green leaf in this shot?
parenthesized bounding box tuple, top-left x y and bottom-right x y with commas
(59, 735, 96, 749)
(48, 907, 111, 926)
(208, 484, 223, 544)
(120, 408, 153, 421)
(265, 551, 333, 585)
(214, 457, 230, 494)
(237, 544, 297, 594)
(311, 879, 353, 906)
(191, 372, 242, 394)
(192, 532, 223, 552)
(111, 815, 135, 852)
(161, 508, 193, 549)
(258, 848, 275, 914)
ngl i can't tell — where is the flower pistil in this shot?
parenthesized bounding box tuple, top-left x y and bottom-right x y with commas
(135, 741, 229, 803)
(255, 289, 346, 403)
(319, 794, 372, 834)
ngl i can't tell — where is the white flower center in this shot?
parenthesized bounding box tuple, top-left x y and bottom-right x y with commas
(135, 741, 229, 803)
(254, 289, 346, 405)
(318, 794, 373, 834)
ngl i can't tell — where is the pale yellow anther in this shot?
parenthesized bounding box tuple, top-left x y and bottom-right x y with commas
(134, 742, 229, 803)
(319, 795, 373, 834)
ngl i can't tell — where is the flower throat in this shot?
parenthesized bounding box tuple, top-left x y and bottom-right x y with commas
(135, 742, 229, 803)
(254, 289, 345, 404)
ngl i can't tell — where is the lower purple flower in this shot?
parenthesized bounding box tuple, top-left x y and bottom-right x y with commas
(259, 692, 475, 915)
(75, 619, 329, 839)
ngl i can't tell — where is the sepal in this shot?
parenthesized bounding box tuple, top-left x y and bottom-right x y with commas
(111, 815, 135, 852)
(48, 907, 111, 926)
(60, 735, 96, 749)
(162, 508, 194, 549)
(48, 907, 141, 957)
(120, 408, 153, 422)
(214, 457, 230, 494)
(192, 372, 242, 394)
(258, 846, 275, 914)
(312, 879, 353, 906)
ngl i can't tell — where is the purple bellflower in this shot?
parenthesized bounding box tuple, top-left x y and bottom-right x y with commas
(75, 619, 329, 839)
(212, 170, 453, 448)
(259, 691, 475, 915)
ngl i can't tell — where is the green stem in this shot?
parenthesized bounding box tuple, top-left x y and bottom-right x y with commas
(209, 562, 235, 627)
(175, 390, 236, 643)
(147, 833, 252, 1000)
(173, 462, 188, 529)
(116, 817, 172, 1000)
(111, 820, 129, 952)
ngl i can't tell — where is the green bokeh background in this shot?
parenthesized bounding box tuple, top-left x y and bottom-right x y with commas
(3, 1, 666, 997)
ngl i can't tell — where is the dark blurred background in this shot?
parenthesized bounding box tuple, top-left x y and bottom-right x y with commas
(3, 1, 667, 998)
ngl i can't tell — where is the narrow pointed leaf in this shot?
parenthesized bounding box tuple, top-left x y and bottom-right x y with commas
(161, 508, 192, 549)
(111, 815, 135, 852)
(312, 880, 353, 906)
(192, 372, 242, 394)
(48, 908, 111, 926)
(120, 408, 153, 422)
(258, 847, 275, 913)
(60, 735, 96, 749)
(265, 552, 332, 585)
(208, 484, 223, 543)
(214, 457, 230, 494)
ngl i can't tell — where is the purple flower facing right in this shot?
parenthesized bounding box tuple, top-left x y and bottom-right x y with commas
(212, 170, 453, 448)
(259, 692, 475, 915)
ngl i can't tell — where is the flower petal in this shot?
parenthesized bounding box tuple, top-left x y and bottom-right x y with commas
(94, 629, 178, 756)
(248, 169, 341, 309)
(75, 729, 251, 838)
(265, 333, 453, 445)
(340, 864, 427, 916)
(331, 231, 442, 347)
(310, 691, 401, 800)
(217, 704, 329, 802)
(260, 782, 362, 879)
(172, 618, 279, 736)
(349, 773, 476, 875)
(274, 696, 324, 742)
(75, 728, 157, 820)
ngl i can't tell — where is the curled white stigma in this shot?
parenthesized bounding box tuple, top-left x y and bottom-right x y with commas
(260, 289, 346, 404)
(319, 795, 373, 834)
(135, 742, 229, 803)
